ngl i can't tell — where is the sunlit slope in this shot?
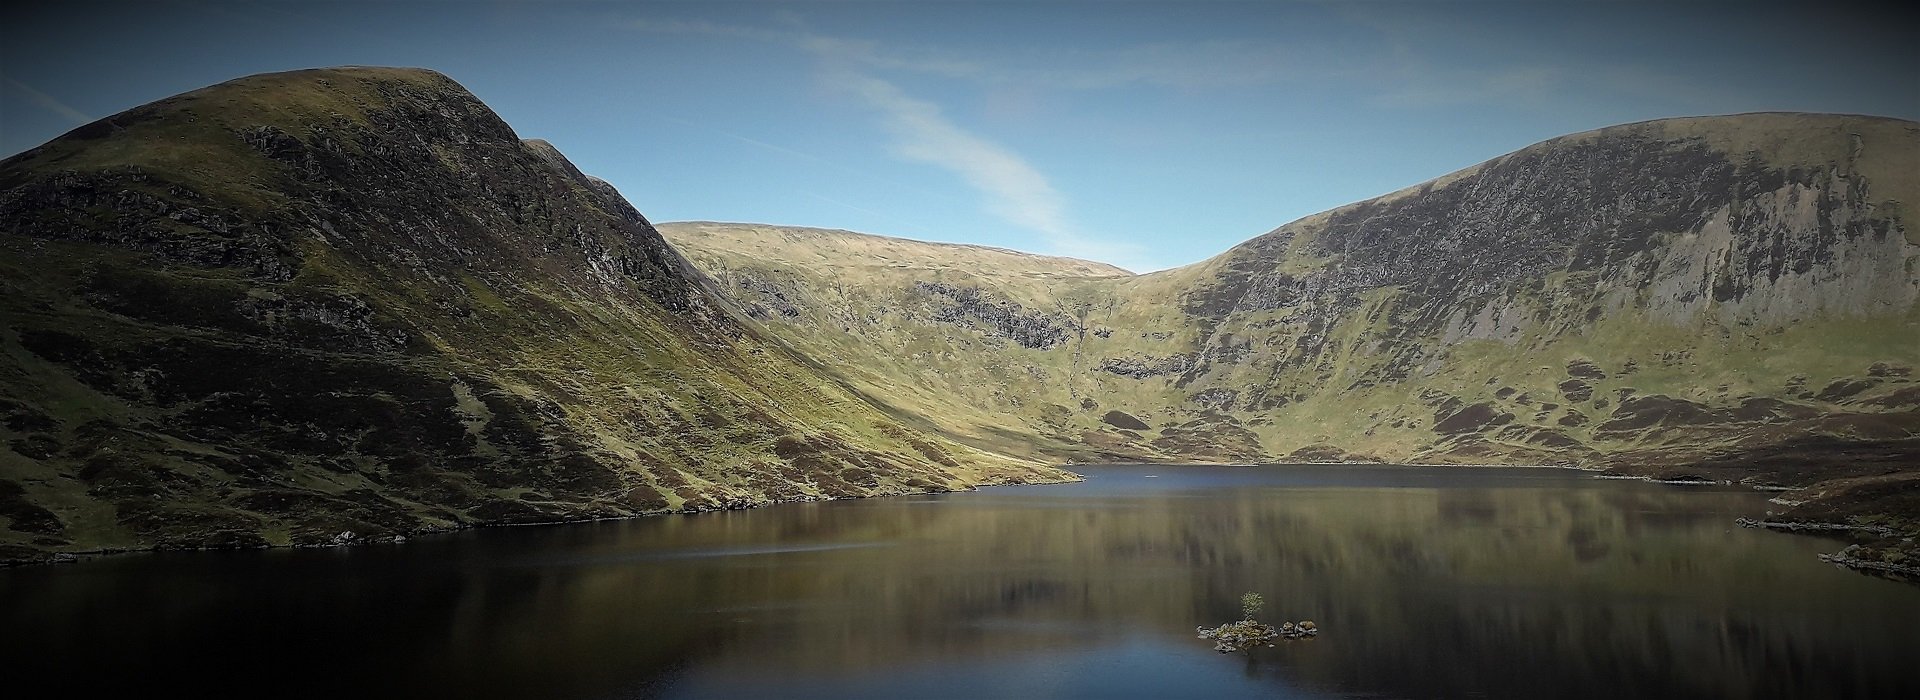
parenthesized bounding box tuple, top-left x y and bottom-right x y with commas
(3, 63, 1913, 567)
(0, 67, 1069, 562)
(663, 112, 1920, 470)
(1149, 113, 1920, 466)
(664, 222, 1168, 462)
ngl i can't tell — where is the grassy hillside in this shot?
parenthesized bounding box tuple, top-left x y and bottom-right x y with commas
(4, 66, 1913, 576)
(666, 222, 1162, 462)
(0, 67, 1069, 563)
(662, 114, 1920, 573)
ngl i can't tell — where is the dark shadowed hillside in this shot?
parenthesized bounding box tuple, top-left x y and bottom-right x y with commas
(0, 67, 1069, 563)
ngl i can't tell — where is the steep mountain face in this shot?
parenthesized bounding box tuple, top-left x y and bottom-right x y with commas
(662, 113, 1920, 543)
(1134, 114, 1919, 466)
(0, 68, 1068, 563)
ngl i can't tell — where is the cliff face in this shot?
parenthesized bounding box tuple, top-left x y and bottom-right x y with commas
(0, 68, 1067, 562)
(1149, 114, 1919, 466)
(662, 113, 1920, 484)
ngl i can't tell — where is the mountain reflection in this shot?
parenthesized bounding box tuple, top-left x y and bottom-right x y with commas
(3, 465, 1915, 700)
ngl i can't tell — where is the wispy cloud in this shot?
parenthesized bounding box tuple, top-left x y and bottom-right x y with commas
(1336, 1, 1750, 113)
(834, 72, 1142, 264)
(631, 13, 1604, 116)
(650, 112, 975, 220)
(631, 9, 1720, 270)
(1, 75, 91, 125)
(655, 114, 842, 169)
(632, 18, 1313, 92)
(633, 16, 1151, 270)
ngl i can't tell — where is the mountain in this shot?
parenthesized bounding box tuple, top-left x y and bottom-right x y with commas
(4, 68, 1915, 576)
(662, 222, 1136, 460)
(0, 67, 1070, 563)
(660, 113, 1920, 570)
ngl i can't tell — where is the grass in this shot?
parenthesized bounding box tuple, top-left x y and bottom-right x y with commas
(0, 67, 1078, 561)
(658, 144, 1920, 467)
(3, 70, 1913, 562)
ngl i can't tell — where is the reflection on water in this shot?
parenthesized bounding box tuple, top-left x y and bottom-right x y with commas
(4, 465, 1916, 699)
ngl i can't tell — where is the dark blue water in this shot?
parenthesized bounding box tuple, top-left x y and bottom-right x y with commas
(4, 464, 1916, 699)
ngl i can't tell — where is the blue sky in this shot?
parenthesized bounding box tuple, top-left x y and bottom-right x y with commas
(4, 1, 1915, 272)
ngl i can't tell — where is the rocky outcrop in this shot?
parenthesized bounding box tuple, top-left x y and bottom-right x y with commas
(1100, 411, 1151, 430)
(913, 281, 1078, 349)
(1096, 353, 1197, 378)
(718, 269, 805, 319)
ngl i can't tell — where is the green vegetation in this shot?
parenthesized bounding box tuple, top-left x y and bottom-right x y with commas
(0, 67, 1070, 564)
(1198, 592, 1317, 653)
(660, 113, 1920, 576)
(1241, 592, 1264, 620)
(0, 67, 1914, 572)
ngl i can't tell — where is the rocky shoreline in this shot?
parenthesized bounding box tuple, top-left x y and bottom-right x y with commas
(1737, 517, 1920, 583)
(19, 455, 1914, 587)
(1734, 517, 1898, 537)
(15, 456, 1915, 590)
(0, 471, 1081, 569)
(1818, 547, 1920, 580)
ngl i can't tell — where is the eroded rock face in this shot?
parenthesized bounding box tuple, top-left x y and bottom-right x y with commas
(718, 269, 805, 319)
(914, 281, 1079, 349)
(1125, 116, 1920, 462)
(1097, 353, 1196, 378)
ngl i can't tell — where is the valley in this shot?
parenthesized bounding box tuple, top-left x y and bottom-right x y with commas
(660, 115, 1920, 574)
(1, 67, 1915, 577)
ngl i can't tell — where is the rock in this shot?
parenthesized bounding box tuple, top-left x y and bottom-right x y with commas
(913, 281, 1077, 349)
(1100, 410, 1151, 430)
(1095, 353, 1196, 379)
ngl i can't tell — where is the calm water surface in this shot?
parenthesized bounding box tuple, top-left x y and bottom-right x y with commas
(5, 464, 1917, 699)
